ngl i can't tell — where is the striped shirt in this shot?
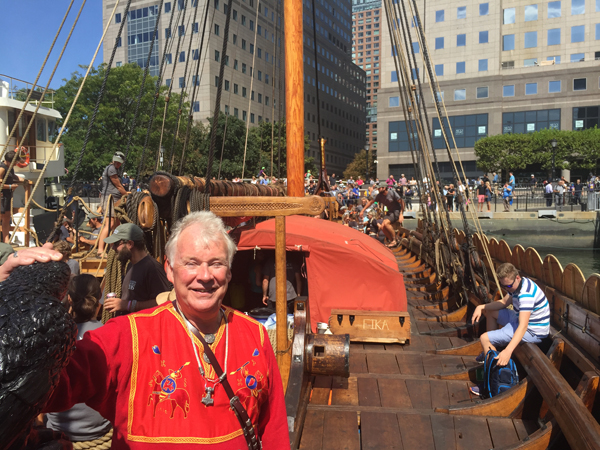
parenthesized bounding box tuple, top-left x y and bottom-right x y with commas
(511, 277, 550, 337)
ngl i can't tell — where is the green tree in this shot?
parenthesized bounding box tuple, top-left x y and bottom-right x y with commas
(54, 63, 187, 181)
(474, 128, 600, 178)
(252, 119, 315, 178)
(343, 149, 376, 180)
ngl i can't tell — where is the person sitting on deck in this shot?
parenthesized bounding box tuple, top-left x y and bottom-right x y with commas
(78, 213, 103, 248)
(359, 182, 405, 248)
(471, 262, 550, 369)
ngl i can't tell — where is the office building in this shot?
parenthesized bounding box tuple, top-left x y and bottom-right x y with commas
(377, 0, 600, 182)
(352, 0, 381, 157)
(102, 0, 366, 175)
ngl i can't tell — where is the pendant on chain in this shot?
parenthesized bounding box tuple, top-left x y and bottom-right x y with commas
(202, 386, 215, 406)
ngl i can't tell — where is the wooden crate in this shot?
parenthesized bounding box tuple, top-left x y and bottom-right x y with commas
(329, 309, 410, 344)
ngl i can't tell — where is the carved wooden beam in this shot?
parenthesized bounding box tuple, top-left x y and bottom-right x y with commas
(209, 195, 325, 217)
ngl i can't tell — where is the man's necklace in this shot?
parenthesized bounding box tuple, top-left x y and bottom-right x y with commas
(178, 305, 229, 407)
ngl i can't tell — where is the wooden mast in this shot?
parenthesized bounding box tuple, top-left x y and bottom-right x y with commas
(284, 0, 304, 197)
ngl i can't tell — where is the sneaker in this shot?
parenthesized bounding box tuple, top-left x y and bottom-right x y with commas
(469, 385, 481, 396)
(475, 351, 486, 364)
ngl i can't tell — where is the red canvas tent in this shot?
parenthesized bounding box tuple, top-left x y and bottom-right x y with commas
(235, 215, 407, 332)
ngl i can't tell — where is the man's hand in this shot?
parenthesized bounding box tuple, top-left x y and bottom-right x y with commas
(0, 243, 63, 282)
(471, 304, 485, 324)
(262, 294, 269, 306)
(104, 296, 128, 313)
(359, 211, 364, 219)
(494, 348, 513, 366)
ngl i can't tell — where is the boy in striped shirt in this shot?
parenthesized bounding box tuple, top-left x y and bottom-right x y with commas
(472, 262, 550, 367)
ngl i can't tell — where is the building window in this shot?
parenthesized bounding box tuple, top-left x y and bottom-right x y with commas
(504, 8, 515, 24)
(571, 25, 585, 43)
(179, 77, 185, 88)
(388, 120, 418, 152)
(479, 31, 489, 44)
(476, 86, 489, 98)
(166, 79, 171, 87)
(391, 71, 398, 82)
(524, 58, 537, 66)
(457, 34, 466, 46)
(250, 113, 255, 123)
(116, 37, 121, 47)
(503, 85, 515, 97)
(502, 61, 515, 69)
(193, 23, 199, 33)
(478, 59, 488, 71)
(549, 80, 562, 93)
(436, 10, 444, 22)
(457, 6, 467, 19)
(165, 2, 171, 13)
(503, 34, 515, 50)
(596, 23, 600, 40)
(166, 53, 172, 64)
(224, 80, 230, 91)
(193, 101, 200, 112)
(234, 108, 239, 118)
(115, 13, 122, 23)
(571, 53, 585, 62)
(525, 4, 538, 21)
(572, 0, 585, 15)
(548, 1, 561, 17)
(524, 31, 537, 48)
(480, 3, 489, 15)
(116, 61, 122, 67)
(435, 37, 444, 49)
(548, 28, 561, 45)
(432, 113, 488, 148)
(456, 62, 465, 74)
(435, 64, 444, 76)
(178, 0, 185, 10)
(242, 87, 247, 97)
(179, 51, 185, 62)
(165, 28, 171, 39)
(526, 83, 538, 95)
(179, 25, 185, 36)
(214, 24, 220, 35)
(454, 89, 466, 100)
(192, 75, 199, 86)
(242, 63, 247, 73)
(215, 76, 219, 87)
(389, 96, 400, 107)
(412, 42, 420, 53)
(573, 106, 600, 130)
(503, 109, 561, 134)
(215, 50, 220, 61)
(192, 49, 199, 60)
(574, 78, 587, 90)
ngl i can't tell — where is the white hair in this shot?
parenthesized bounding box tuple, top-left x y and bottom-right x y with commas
(165, 211, 237, 268)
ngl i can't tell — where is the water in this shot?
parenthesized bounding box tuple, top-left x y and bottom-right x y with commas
(485, 233, 600, 279)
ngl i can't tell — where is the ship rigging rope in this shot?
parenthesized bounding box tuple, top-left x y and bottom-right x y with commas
(0, 0, 83, 194)
(19, 1, 124, 245)
(0, 0, 77, 162)
(139, 0, 186, 175)
(240, 0, 263, 181)
(178, 0, 215, 175)
(157, 2, 191, 171)
(166, 0, 203, 172)
(122, 0, 166, 171)
(309, 0, 324, 172)
(405, 0, 499, 293)
(205, 0, 234, 183)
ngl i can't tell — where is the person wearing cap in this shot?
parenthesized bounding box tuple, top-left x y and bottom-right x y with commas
(359, 181, 405, 247)
(97, 152, 128, 257)
(78, 213, 103, 248)
(122, 172, 130, 191)
(529, 174, 537, 198)
(0, 150, 25, 243)
(103, 223, 171, 314)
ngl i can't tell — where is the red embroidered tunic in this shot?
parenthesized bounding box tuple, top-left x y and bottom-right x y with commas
(45, 304, 290, 449)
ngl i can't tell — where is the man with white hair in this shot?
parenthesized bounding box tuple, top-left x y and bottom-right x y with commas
(45, 212, 289, 448)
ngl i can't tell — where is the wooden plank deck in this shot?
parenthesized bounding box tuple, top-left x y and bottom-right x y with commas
(297, 248, 541, 449)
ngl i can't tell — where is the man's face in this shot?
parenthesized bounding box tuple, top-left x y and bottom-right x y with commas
(115, 240, 133, 263)
(378, 186, 387, 194)
(500, 274, 521, 293)
(166, 225, 232, 321)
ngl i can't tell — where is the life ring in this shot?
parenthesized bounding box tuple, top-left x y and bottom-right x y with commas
(15, 147, 30, 168)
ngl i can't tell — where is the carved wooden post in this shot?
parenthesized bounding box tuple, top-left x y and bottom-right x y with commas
(276, 215, 291, 390)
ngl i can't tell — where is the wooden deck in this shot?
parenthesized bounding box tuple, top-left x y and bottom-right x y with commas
(297, 248, 541, 450)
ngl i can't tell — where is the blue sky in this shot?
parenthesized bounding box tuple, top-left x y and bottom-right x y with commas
(0, 0, 103, 90)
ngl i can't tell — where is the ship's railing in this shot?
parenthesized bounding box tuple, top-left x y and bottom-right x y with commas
(0, 74, 55, 108)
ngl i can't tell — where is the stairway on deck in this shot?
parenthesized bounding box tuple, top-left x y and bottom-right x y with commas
(297, 248, 539, 450)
